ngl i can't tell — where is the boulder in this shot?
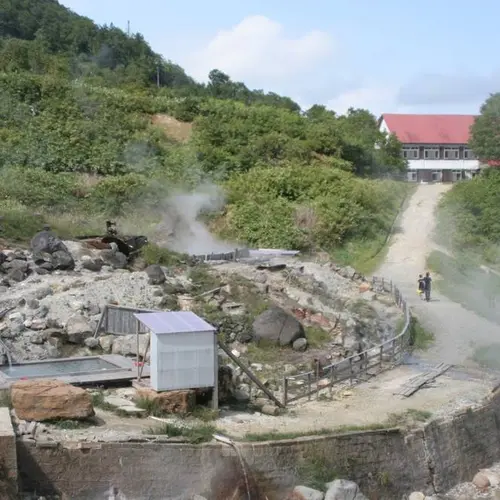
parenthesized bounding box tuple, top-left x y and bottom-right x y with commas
(101, 250, 127, 269)
(145, 264, 166, 285)
(472, 472, 490, 490)
(252, 307, 305, 347)
(51, 249, 75, 270)
(290, 486, 324, 500)
(112, 334, 150, 358)
(324, 479, 368, 500)
(81, 256, 103, 272)
(408, 493, 426, 500)
(293, 338, 308, 352)
(135, 387, 195, 414)
(31, 229, 66, 256)
(65, 314, 94, 344)
(4, 259, 29, 273)
(7, 268, 26, 282)
(11, 379, 94, 421)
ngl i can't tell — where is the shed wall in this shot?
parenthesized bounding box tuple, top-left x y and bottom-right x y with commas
(151, 330, 215, 391)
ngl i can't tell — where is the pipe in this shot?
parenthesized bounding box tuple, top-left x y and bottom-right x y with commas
(213, 434, 234, 446)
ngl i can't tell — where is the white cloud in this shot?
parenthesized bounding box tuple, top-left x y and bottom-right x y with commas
(325, 86, 402, 117)
(183, 15, 334, 86)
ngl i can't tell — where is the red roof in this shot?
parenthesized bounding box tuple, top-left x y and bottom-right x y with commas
(381, 114, 477, 145)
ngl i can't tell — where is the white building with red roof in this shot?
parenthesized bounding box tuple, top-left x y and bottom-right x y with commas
(379, 114, 480, 182)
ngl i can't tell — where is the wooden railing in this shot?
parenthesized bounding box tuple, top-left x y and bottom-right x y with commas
(282, 277, 411, 406)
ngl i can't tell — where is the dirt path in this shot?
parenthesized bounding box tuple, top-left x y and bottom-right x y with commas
(376, 184, 499, 367)
(216, 366, 491, 438)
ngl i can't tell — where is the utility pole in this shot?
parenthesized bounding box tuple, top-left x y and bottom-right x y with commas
(156, 65, 160, 88)
(127, 20, 130, 36)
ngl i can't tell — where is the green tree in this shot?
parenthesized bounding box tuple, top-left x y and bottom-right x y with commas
(469, 93, 500, 162)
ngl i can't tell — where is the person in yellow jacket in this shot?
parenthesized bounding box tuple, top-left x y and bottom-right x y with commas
(417, 274, 425, 299)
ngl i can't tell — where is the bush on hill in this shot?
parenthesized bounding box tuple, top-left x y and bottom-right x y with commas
(0, 0, 411, 272)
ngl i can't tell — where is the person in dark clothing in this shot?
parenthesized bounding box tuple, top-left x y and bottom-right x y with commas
(423, 272, 432, 301)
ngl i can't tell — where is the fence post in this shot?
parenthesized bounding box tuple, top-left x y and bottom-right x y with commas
(379, 345, 383, 370)
(315, 362, 320, 400)
(307, 372, 312, 400)
(349, 358, 353, 385)
(283, 377, 288, 406)
(391, 339, 396, 362)
(329, 365, 336, 394)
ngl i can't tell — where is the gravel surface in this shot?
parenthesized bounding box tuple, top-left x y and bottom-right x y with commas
(376, 183, 500, 368)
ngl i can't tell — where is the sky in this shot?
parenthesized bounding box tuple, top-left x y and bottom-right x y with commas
(59, 0, 500, 116)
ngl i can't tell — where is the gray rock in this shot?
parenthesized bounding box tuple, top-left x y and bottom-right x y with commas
(252, 307, 305, 347)
(99, 335, 115, 353)
(293, 337, 308, 352)
(81, 256, 103, 272)
(5, 259, 29, 272)
(34, 287, 53, 300)
(102, 251, 128, 269)
(26, 298, 40, 309)
(293, 485, 325, 500)
(112, 334, 149, 358)
(34, 305, 49, 319)
(234, 384, 251, 402)
(8, 268, 27, 282)
(84, 337, 99, 349)
(145, 264, 166, 285)
(30, 332, 45, 344)
(30, 318, 47, 330)
(31, 229, 66, 256)
(51, 249, 75, 270)
(324, 479, 368, 500)
(65, 314, 94, 344)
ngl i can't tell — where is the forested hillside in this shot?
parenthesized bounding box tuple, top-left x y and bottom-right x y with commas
(0, 0, 410, 269)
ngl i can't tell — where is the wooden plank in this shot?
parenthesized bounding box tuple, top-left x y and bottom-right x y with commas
(395, 363, 452, 398)
(218, 339, 285, 408)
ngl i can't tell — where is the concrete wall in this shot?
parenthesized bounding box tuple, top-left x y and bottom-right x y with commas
(0, 407, 17, 498)
(13, 389, 500, 500)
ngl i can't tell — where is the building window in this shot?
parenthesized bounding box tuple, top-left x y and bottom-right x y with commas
(402, 148, 419, 159)
(463, 148, 476, 160)
(444, 148, 459, 160)
(407, 171, 417, 182)
(424, 148, 440, 160)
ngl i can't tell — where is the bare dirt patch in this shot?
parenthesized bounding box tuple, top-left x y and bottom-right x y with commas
(151, 114, 192, 142)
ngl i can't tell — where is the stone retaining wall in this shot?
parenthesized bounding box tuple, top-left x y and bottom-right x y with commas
(0, 407, 17, 497)
(8, 389, 500, 499)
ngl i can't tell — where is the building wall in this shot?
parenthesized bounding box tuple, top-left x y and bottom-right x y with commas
(14, 389, 500, 500)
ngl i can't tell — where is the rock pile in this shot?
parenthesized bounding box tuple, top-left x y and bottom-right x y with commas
(284, 480, 368, 500)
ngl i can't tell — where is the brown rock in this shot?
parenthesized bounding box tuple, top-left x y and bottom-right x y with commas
(11, 379, 94, 421)
(359, 282, 371, 292)
(472, 471, 490, 490)
(134, 386, 195, 414)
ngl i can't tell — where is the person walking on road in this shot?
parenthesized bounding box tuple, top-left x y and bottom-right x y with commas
(423, 271, 432, 302)
(417, 274, 425, 299)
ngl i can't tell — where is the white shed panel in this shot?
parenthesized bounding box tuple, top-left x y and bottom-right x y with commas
(134, 311, 217, 392)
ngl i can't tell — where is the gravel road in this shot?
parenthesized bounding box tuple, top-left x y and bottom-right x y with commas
(376, 183, 499, 367)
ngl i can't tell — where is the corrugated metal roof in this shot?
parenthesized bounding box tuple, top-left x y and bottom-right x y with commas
(382, 114, 476, 145)
(133, 311, 216, 334)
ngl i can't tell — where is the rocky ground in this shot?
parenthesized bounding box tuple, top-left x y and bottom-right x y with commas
(0, 228, 403, 388)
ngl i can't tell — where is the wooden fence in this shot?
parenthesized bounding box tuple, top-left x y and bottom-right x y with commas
(93, 305, 158, 337)
(282, 276, 411, 405)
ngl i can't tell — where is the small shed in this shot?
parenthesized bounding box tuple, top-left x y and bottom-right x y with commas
(133, 311, 217, 396)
